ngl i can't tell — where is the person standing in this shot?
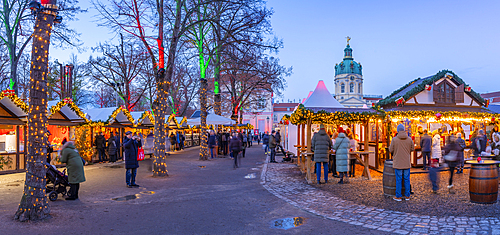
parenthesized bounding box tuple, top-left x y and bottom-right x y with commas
(229, 133, 242, 168)
(312, 124, 332, 184)
(221, 132, 227, 156)
(124, 131, 142, 188)
(114, 131, 121, 160)
(107, 133, 117, 163)
(46, 131, 53, 163)
(472, 129, 487, 155)
(347, 133, 357, 177)
(420, 130, 432, 170)
(329, 132, 338, 178)
(169, 132, 176, 152)
(208, 131, 217, 159)
(180, 133, 185, 150)
(432, 130, 442, 162)
(333, 127, 350, 184)
(60, 141, 85, 200)
(95, 132, 106, 163)
(263, 132, 270, 154)
(456, 133, 466, 173)
(241, 132, 247, 158)
(389, 124, 415, 201)
(269, 130, 277, 163)
(443, 135, 460, 193)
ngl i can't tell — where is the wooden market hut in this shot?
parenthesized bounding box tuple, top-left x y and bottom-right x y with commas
(83, 107, 136, 161)
(47, 99, 88, 162)
(377, 70, 499, 167)
(0, 90, 28, 174)
(289, 81, 384, 183)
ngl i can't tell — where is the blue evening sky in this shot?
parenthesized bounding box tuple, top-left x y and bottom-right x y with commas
(50, 0, 500, 102)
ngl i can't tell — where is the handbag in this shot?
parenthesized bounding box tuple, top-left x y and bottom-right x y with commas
(444, 150, 458, 161)
(137, 148, 145, 161)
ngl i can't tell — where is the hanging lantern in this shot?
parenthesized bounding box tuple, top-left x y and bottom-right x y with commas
(435, 113, 442, 120)
(425, 84, 432, 91)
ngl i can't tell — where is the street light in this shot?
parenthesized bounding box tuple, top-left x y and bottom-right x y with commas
(266, 116, 270, 133)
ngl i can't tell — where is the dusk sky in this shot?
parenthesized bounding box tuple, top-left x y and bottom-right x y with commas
(50, 0, 500, 102)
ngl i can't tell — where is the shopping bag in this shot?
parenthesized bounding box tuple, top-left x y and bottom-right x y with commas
(137, 148, 145, 161)
(262, 144, 267, 150)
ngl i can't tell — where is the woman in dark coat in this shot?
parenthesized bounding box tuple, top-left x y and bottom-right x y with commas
(124, 131, 142, 188)
(108, 133, 117, 162)
(60, 141, 85, 200)
(229, 133, 242, 168)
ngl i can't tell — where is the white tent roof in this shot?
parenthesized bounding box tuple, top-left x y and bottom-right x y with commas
(303, 80, 343, 108)
(187, 113, 236, 126)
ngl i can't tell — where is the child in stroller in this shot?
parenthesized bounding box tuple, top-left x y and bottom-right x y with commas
(45, 163, 71, 201)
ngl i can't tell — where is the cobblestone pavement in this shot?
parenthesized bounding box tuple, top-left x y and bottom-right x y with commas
(261, 161, 500, 234)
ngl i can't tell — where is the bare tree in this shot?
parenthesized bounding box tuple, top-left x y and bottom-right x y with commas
(88, 36, 150, 111)
(0, 0, 84, 94)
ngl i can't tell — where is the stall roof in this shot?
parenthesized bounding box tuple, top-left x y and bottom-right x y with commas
(0, 90, 28, 125)
(167, 115, 188, 128)
(488, 105, 500, 114)
(47, 100, 87, 126)
(303, 80, 343, 108)
(84, 107, 135, 126)
(187, 113, 235, 126)
(378, 70, 485, 108)
(131, 111, 154, 127)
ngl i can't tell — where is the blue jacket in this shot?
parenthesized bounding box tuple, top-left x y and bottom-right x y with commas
(124, 137, 142, 169)
(263, 134, 269, 145)
(208, 135, 216, 148)
(420, 134, 432, 152)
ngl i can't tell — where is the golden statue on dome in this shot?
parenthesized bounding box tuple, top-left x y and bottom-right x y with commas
(346, 36, 351, 45)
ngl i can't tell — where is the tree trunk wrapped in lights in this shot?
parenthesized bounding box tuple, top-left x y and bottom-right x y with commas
(15, 0, 58, 222)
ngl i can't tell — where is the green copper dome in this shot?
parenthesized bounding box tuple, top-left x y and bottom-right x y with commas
(335, 44, 362, 76)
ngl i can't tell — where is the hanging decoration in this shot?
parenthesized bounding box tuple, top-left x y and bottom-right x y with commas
(465, 86, 472, 92)
(395, 97, 405, 106)
(425, 84, 432, 91)
(289, 104, 384, 125)
(435, 113, 442, 120)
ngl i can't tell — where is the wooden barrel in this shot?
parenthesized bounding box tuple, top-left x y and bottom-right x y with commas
(382, 160, 405, 196)
(469, 164, 499, 204)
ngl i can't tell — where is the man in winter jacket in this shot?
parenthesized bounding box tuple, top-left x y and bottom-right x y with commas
(420, 130, 432, 170)
(269, 131, 277, 163)
(95, 132, 106, 162)
(124, 131, 142, 188)
(389, 124, 415, 201)
(472, 129, 487, 155)
(114, 131, 121, 160)
(312, 124, 333, 184)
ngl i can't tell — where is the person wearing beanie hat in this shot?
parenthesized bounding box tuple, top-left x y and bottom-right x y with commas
(312, 123, 333, 184)
(389, 123, 414, 201)
(338, 127, 344, 133)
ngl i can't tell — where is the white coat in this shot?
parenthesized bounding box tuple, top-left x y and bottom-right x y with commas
(432, 134, 442, 160)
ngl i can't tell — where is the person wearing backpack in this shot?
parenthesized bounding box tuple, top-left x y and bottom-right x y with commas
(242, 133, 247, 158)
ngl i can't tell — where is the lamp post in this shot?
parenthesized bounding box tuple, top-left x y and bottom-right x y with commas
(267, 116, 270, 133)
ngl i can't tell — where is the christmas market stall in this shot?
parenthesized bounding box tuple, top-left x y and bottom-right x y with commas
(131, 110, 155, 155)
(186, 113, 236, 147)
(0, 90, 28, 174)
(47, 99, 88, 164)
(81, 107, 135, 162)
(289, 81, 384, 183)
(166, 114, 192, 149)
(377, 70, 499, 167)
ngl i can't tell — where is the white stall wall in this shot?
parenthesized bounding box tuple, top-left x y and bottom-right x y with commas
(287, 124, 297, 156)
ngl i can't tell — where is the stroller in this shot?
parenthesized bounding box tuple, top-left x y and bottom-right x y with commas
(45, 163, 71, 201)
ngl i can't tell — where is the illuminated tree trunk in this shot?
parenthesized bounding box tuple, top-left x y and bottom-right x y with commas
(199, 78, 208, 161)
(151, 0, 169, 177)
(15, 1, 58, 221)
